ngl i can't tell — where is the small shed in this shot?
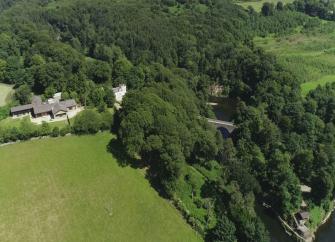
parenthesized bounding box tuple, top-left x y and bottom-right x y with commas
(301, 200, 307, 208)
(53, 92, 62, 101)
(297, 211, 310, 221)
(300, 185, 312, 193)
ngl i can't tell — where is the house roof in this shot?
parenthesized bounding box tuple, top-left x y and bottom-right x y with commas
(60, 99, 76, 107)
(52, 103, 68, 114)
(300, 185, 312, 193)
(32, 96, 42, 105)
(10, 104, 33, 113)
(301, 200, 307, 208)
(112, 84, 126, 93)
(11, 96, 77, 115)
(298, 211, 310, 220)
(33, 103, 53, 114)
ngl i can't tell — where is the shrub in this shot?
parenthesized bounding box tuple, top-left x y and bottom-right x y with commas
(100, 111, 114, 131)
(60, 126, 71, 136)
(39, 122, 51, 136)
(19, 119, 36, 140)
(72, 109, 102, 134)
(0, 105, 10, 121)
(14, 84, 32, 105)
(51, 127, 60, 137)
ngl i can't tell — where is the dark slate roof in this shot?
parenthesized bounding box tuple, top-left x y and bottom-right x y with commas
(32, 96, 42, 105)
(59, 99, 76, 107)
(10, 104, 33, 113)
(33, 103, 53, 114)
(298, 211, 310, 220)
(11, 97, 76, 115)
(52, 103, 68, 114)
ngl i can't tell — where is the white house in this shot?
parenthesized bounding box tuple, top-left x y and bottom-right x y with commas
(112, 84, 127, 102)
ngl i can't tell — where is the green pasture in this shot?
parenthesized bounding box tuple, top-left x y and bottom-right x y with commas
(0, 83, 13, 107)
(254, 29, 335, 96)
(0, 116, 72, 130)
(301, 75, 335, 96)
(168, 3, 208, 14)
(0, 133, 202, 242)
(235, 0, 294, 11)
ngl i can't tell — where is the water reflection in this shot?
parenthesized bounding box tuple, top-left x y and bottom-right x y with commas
(256, 205, 295, 242)
(315, 213, 335, 242)
(258, 204, 335, 242)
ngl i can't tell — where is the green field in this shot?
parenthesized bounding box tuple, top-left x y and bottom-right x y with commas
(254, 26, 335, 96)
(0, 83, 13, 107)
(235, 0, 294, 11)
(0, 133, 201, 242)
(168, 3, 208, 14)
(300, 74, 335, 96)
(0, 116, 72, 129)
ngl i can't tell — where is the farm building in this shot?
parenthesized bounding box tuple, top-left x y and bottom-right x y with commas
(112, 84, 127, 102)
(10, 93, 78, 120)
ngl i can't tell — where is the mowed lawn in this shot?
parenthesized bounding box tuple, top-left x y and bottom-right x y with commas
(0, 116, 72, 129)
(0, 83, 13, 106)
(0, 133, 202, 242)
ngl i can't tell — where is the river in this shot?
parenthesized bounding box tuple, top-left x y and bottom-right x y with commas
(258, 205, 335, 242)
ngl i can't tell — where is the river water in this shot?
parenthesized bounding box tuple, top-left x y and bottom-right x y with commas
(258, 205, 335, 242)
(315, 214, 335, 242)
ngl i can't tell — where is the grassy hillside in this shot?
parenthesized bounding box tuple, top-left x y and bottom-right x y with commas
(254, 24, 335, 96)
(235, 0, 294, 11)
(0, 83, 13, 106)
(0, 133, 202, 242)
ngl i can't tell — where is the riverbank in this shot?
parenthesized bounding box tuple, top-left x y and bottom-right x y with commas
(259, 200, 335, 242)
(320, 202, 335, 226)
(278, 215, 313, 242)
(271, 202, 335, 242)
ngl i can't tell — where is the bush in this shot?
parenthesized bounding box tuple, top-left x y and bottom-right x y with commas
(51, 127, 60, 137)
(39, 122, 51, 136)
(72, 109, 102, 134)
(18, 119, 37, 140)
(0, 105, 10, 121)
(60, 126, 71, 136)
(100, 111, 114, 131)
(14, 84, 32, 105)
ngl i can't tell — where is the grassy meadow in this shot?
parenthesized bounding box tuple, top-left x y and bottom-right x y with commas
(0, 83, 13, 107)
(0, 116, 72, 130)
(254, 24, 335, 96)
(168, 3, 208, 14)
(0, 133, 202, 242)
(235, 0, 294, 11)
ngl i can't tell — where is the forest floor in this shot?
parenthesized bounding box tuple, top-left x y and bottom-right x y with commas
(0, 133, 202, 242)
(0, 83, 13, 107)
(254, 24, 335, 96)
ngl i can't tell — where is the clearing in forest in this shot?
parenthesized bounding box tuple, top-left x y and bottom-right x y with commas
(254, 26, 335, 96)
(0, 133, 202, 242)
(0, 83, 13, 106)
(235, 0, 294, 11)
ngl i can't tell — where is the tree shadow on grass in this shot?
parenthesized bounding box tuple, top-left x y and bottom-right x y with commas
(106, 138, 145, 169)
(106, 138, 169, 198)
(146, 170, 170, 199)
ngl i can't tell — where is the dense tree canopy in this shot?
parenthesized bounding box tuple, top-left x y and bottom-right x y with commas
(1, 0, 335, 241)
